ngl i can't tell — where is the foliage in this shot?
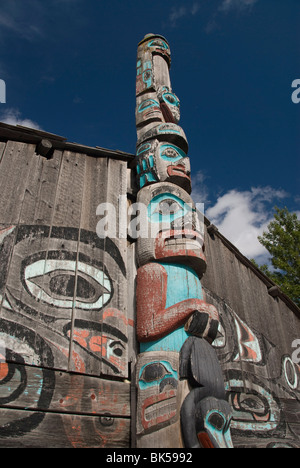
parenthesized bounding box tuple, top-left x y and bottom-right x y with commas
(252, 207, 300, 307)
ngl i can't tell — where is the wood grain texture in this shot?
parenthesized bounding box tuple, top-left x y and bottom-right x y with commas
(0, 363, 130, 416)
(0, 409, 130, 448)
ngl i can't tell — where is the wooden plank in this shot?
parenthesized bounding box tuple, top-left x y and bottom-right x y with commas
(80, 155, 108, 233)
(0, 409, 130, 448)
(19, 149, 63, 226)
(0, 141, 37, 224)
(0, 363, 130, 417)
(52, 150, 86, 227)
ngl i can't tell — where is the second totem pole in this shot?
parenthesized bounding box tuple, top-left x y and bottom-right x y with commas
(134, 34, 233, 449)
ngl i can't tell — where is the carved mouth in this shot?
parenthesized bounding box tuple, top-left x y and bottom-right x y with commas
(144, 396, 177, 422)
(159, 229, 204, 246)
(167, 165, 191, 179)
(144, 108, 162, 119)
(141, 390, 177, 431)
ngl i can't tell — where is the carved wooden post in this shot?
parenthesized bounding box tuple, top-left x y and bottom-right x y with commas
(135, 33, 233, 448)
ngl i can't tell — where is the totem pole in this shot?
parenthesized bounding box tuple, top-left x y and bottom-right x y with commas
(134, 34, 233, 448)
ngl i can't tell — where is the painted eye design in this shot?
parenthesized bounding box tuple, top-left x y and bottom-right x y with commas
(140, 362, 172, 384)
(148, 39, 169, 51)
(138, 99, 160, 113)
(148, 193, 193, 223)
(108, 339, 125, 358)
(162, 92, 180, 108)
(159, 144, 186, 162)
(207, 412, 226, 432)
(24, 259, 112, 310)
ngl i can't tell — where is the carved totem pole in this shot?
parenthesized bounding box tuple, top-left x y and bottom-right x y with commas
(135, 34, 233, 448)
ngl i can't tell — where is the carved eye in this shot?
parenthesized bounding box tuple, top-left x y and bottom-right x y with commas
(108, 340, 125, 358)
(161, 148, 178, 159)
(208, 412, 226, 431)
(154, 199, 182, 216)
(148, 39, 169, 51)
(138, 99, 159, 113)
(162, 93, 179, 108)
(24, 259, 112, 310)
(148, 193, 193, 223)
(140, 362, 171, 383)
(159, 144, 186, 162)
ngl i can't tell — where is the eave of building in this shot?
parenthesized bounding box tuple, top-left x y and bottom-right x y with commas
(0, 122, 136, 162)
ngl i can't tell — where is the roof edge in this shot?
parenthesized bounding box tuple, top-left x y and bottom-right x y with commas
(0, 122, 135, 161)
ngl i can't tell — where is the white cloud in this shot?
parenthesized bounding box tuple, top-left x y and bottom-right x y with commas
(0, 108, 43, 130)
(192, 170, 211, 206)
(219, 0, 259, 12)
(169, 3, 200, 27)
(205, 186, 288, 261)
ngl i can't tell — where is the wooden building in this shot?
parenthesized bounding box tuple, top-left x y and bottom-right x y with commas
(0, 121, 299, 448)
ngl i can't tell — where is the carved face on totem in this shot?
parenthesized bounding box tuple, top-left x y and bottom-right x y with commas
(136, 139, 191, 193)
(136, 182, 206, 278)
(136, 351, 180, 436)
(136, 92, 163, 128)
(138, 34, 171, 65)
(136, 34, 171, 96)
(136, 89, 180, 129)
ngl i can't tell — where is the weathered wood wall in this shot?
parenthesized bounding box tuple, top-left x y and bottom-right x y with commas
(0, 136, 133, 448)
(202, 225, 300, 448)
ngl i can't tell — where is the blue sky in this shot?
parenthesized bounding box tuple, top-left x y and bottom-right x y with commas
(0, 0, 299, 263)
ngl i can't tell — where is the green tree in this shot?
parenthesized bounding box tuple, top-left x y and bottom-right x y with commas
(253, 207, 300, 307)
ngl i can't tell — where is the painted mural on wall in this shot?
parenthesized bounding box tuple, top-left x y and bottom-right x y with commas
(208, 293, 300, 448)
(0, 222, 131, 447)
(134, 34, 233, 448)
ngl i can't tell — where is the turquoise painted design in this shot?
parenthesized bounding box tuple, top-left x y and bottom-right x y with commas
(147, 192, 194, 224)
(138, 360, 178, 390)
(140, 326, 189, 353)
(148, 39, 169, 51)
(204, 409, 233, 449)
(162, 92, 180, 108)
(137, 153, 156, 187)
(138, 99, 160, 113)
(140, 263, 203, 353)
(143, 72, 152, 89)
(158, 124, 180, 134)
(159, 144, 186, 163)
(136, 59, 142, 76)
(136, 143, 151, 155)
